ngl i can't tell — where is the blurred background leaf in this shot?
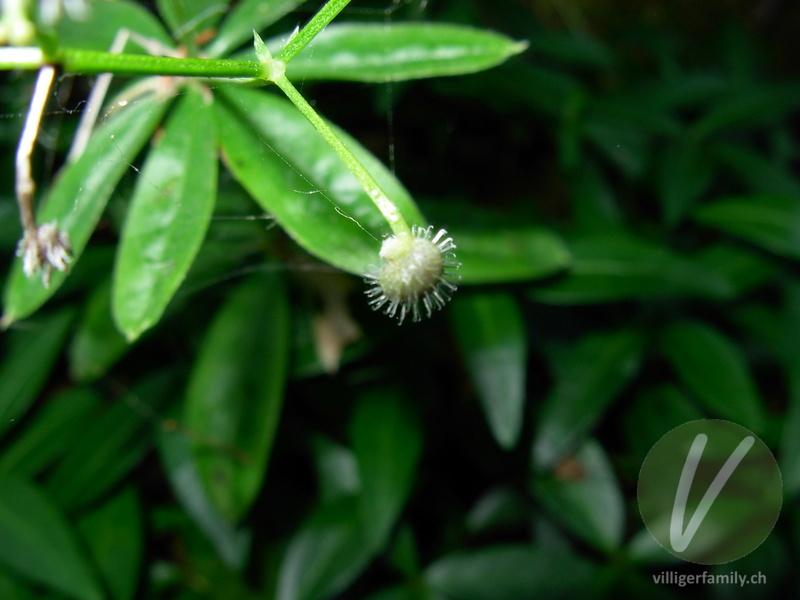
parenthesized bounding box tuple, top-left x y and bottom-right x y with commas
(350, 388, 423, 551)
(0, 474, 103, 600)
(450, 291, 527, 449)
(1, 0, 799, 597)
(185, 272, 290, 523)
(533, 329, 644, 468)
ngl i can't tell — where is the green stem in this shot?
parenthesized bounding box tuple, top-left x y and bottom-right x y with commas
(0, 0, 409, 240)
(275, 0, 351, 64)
(0, 46, 262, 79)
(272, 72, 412, 238)
(0, 47, 44, 70)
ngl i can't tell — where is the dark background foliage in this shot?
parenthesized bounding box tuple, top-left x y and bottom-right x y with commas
(1, 0, 799, 598)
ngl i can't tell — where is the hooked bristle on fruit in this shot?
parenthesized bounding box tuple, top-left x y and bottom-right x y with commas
(364, 225, 460, 324)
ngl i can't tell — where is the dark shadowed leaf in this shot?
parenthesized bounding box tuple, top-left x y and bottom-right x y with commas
(350, 389, 422, 551)
(0, 474, 103, 600)
(44, 371, 176, 511)
(465, 488, 530, 536)
(0, 307, 75, 439)
(627, 527, 681, 566)
(426, 545, 600, 599)
(361, 586, 432, 600)
(582, 108, 650, 179)
(0, 571, 39, 600)
(691, 84, 800, 140)
(529, 233, 734, 304)
(531, 439, 624, 553)
(623, 385, 704, 466)
(658, 140, 714, 225)
(205, 0, 304, 58)
(712, 143, 800, 197)
(695, 243, 780, 297)
(0, 387, 99, 476)
(568, 160, 623, 233)
(185, 272, 289, 523)
(659, 320, 766, 432)
(156, 0, 228, 46)
(69, 278, 130, 382)
(387, 525, 421, 579)
(277, 496, 375, 600)
(779, 283, 800, 496)
(311, 435, 360, 504)
(533, 329, 644, 468)
(693, 194, 800, 261)
(77, 487, 142, 600)
(157, 424, 250, 569)
(450, 292, 526, 449)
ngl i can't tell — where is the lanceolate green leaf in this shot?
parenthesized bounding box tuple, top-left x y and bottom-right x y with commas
(361, 585, 421, 600)
(2, 94, 170, 326)
(582, 107, 650, 180)
(450, 292, 526, 449)
(0, 307, 75, 440)
(712, 143, 800, 197)
(531, 439, 624, 553)
(77, 487, 142, 600)
(455, 227, 570, 284)
(623, 385, 704, 466)
(56, 0, 174, 52)
(529, 232, 734, 304)
(113, 90, 217, 341)
(216, 86, 424, 274)
(156, 0, 228, 46)
(465, 488, 529, 536)
(0, 387, 99, 477)
(0, 571, 39, 600)
(696, 242, 779, 296)
(691, 84, 800, 140)
(0, 474, 103, 600)
(69, 278, 130, 381)
(279, 23, 528, 82)
(660, 320, 767, 433)
(693, 194, 800, 261)
(533, 329, 644, 468)
(426, 545, 599, 599)
(350, 389, 423, 551)
(157, 425, 250, 569)
(311, 436, 360, 503)
(205, 0, 304, 58)
(185, 272, 290, 523)
(44, 371, 176, 511)
(780, 358, 800, 496)
(277, 496, 374, 600)
(569, 160, 623, 233)
(657, 140, 713, 226)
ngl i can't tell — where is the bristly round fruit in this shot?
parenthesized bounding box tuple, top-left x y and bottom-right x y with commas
(365, 225, 460, 324)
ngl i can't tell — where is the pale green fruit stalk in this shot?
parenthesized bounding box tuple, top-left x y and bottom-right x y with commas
(255, 29, 460, 324)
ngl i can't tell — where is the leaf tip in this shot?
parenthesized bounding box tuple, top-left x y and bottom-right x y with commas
(511, 39, 530, 56)
(113, 315, 144, 343)
(253, 30, 271, 64)
(0, 312, 14, 330)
